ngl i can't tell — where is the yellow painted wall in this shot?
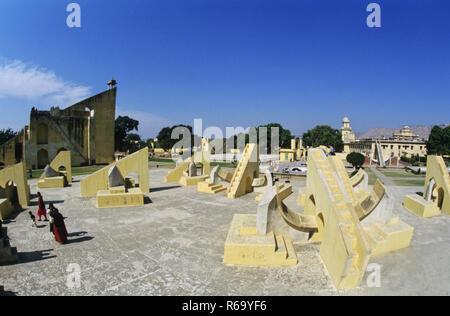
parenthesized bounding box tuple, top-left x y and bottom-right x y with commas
(39, 151, 72, 184)
(38, 177, 65, 189)
(279, 149, 295, 162)
(165, 151, 210, 183)
(165, 160, 190, 183)
(0, 162, 30, 209)
(81, 147, 149, 197)
(0, 130, 26, 168)
(424, 155, 450, 214)
(67, 88, 116, 164)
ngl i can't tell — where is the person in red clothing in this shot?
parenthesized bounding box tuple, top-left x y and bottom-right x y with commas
(49, 204, 68, 244)
(37, 192, 48, 221)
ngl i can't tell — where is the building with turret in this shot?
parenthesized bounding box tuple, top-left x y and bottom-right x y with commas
(342, 117, 427, 166)
(341, 117, 355, 143)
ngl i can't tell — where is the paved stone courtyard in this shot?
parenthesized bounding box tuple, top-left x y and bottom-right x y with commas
(1, 168, 449, 296)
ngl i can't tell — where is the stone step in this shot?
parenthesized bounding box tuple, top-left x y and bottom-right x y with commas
(336, 202, 348, 210)
(342, 229, 358, 249)
(274, 235, 288, 260)
(371, 222, 391, 239)
(364, 227, 385, 249)
(284, 238, 298, 264)
(329, 185, 341, 193)
(338, 210, 352, 221)
(341, 219, 355, 231)
(213, 187, 227, 194)
(240, 216, 257, 235)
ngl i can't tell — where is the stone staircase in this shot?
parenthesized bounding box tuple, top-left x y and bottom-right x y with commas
(329, 156, 356, 205)
(164, 160, 190, 183)
(311, 150, 370, 289)
(224, 214, 297, 266)
(240, 215, 297, 264)
(227, 144, 250, 198)
(0, 227, 19, 265)
(197, 181, 227, 194)
(227, 144, 259, 199)
(363, 217, 414, 256)
(273, 233, 297, 265)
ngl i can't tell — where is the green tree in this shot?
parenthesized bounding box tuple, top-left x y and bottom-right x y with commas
(0, 128, 18, 146)
(145, 138, 155, 148)
(225, 123, 293, 154)
(257, 123, 293, 153)
(115, 116, 139, 152)
(302, 125, 344, 152)
(156, 125, 194, 151)
(123, 133, 146, 154)
(346, 152, 366, 170)
(426, 125, 450, 155)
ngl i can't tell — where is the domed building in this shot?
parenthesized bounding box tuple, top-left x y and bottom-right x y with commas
(342, 119, 427, 167)
(392, 126, 420, 141)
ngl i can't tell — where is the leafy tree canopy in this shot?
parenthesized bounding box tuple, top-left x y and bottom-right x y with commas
(256, 123, 293, 153)
(123, 133, 146, 154)
(346, 152, 366, 169)
(156, 125, 195, 151)
(225, 123, 294, 154)
(302, 125, 344, 152)
(0, 128, 18, 146)
(426, 125, 450, 156)
(115, 116, 139, 152)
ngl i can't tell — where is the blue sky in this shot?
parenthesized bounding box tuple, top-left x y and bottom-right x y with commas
(0, 0, 448, 138)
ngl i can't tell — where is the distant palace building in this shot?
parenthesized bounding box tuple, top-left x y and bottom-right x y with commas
(342, 118, 427, 166)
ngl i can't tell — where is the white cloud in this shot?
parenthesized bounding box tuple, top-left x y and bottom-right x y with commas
(0, 59, 91, 106)
(116, 109, 173, 139)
